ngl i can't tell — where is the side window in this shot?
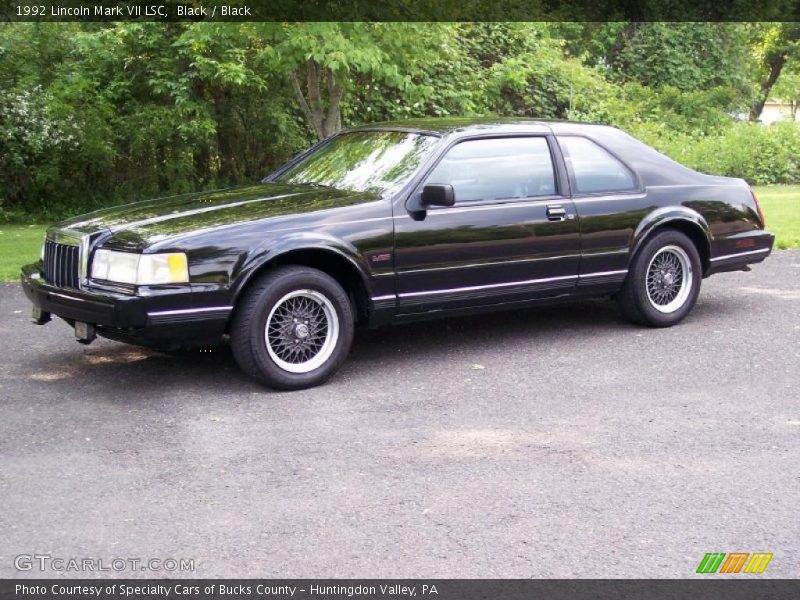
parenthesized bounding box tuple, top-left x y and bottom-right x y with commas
(424, 137, 556, 203)
(558, 136, 636, 194)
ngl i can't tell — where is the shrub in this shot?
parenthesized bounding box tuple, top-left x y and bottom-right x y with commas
(644, 121, 800, 185)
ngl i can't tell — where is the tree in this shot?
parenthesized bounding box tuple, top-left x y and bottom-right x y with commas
(748, 23, 800, 121)
(3, 21, 800, 221)
(261, 23, 446, 140)
(771, 62, 800, 120)
(564, 23, 750, 95)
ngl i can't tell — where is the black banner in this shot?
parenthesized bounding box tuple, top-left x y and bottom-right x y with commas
(2, 580, 800, 600)
(2, 0, 800, 22)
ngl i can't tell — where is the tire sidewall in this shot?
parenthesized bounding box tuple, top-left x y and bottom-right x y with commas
(630, 231, 702, 327)
(243, 269, 354, 390)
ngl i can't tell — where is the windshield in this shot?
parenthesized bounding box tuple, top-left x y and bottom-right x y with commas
(276, 130, 439, 194)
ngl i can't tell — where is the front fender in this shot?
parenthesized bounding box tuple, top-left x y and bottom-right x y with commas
(230, 232, 371, 300)
(631, 206, 711, 259)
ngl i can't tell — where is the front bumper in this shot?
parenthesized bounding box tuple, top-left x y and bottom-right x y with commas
(20, 263, 231, 349)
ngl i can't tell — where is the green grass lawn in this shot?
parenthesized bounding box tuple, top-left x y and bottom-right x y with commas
(0, 224, 46, 282)
(753, 185, 800, 250)
(0, 186, 797, 282)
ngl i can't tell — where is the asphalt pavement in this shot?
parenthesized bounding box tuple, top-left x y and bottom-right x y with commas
(0, 251, 798, 578)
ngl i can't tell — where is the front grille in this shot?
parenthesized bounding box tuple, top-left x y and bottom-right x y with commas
(43, 239, 80, 288)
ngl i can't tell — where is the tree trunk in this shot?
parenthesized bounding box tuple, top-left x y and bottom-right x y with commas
(214, 88, 239, 183)
(290, 60, 343, 141)
(750, 53, 788, 122)
(324, 68, 343, 135)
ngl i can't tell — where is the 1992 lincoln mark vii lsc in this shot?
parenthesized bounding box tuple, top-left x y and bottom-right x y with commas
(22, 118, 775, 390)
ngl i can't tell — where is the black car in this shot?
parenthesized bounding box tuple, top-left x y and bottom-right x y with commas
(22, 118, 774, 390)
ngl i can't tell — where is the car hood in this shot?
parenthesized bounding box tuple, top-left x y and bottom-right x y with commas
(56, 183, 381, 250)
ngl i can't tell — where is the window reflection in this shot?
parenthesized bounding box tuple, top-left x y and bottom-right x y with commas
(278, 131, 439, 195)
(558, 136, 636, 194)
(425, 137, 556, 203)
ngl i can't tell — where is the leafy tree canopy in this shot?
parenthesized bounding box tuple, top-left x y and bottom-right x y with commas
(0, 21, 797, 221)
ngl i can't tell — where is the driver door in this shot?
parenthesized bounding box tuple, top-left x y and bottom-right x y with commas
(393, 135, 580, 312)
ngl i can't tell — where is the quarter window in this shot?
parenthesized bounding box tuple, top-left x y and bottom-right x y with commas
(558, 136, 636, 194)
(424, 137, 556, 203)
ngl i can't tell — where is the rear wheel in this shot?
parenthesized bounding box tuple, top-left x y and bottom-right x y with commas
(231, 266, 354, 390)
(617, 230, 702, 327)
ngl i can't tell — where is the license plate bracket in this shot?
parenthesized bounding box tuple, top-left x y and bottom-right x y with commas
(74, 321, 97, 344)
(31, 306, 51, 325)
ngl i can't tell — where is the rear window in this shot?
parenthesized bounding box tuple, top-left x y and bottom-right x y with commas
(558, 136, 636, 194)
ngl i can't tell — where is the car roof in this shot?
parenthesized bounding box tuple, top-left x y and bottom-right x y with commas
(346, 116, 612, 136)
(346, 116, 733, 187)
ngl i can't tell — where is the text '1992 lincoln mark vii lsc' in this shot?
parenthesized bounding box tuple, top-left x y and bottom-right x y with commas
(21, 118, 775, 390)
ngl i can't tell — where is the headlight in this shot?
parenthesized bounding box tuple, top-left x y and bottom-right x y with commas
(91, 250, 189, 285)
(137, 253, 190, 285)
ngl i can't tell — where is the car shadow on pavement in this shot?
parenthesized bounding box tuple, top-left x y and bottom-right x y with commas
(351, 297, 625, 359)
(15, 295, 730, 396)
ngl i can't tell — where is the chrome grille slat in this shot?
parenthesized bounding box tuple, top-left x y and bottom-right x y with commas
(67, 247, 72, 286)
(47, 242, 53, 284)
(43, 241, 50, 283)
(64, 245, 70, 287)
(55, 243, 61, 286)
(58, 244, 64, 286)
(56, 243, 61, 286)
(70, 248, 75, 286)
(56, 244, 62, 286)
(43, 239, 80, 288)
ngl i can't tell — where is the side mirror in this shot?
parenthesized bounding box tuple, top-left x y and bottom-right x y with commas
(420, 184, 455, 207)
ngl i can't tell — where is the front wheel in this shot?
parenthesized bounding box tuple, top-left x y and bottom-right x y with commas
(230, 266, 355, 390)
(617, 230, 702, 327)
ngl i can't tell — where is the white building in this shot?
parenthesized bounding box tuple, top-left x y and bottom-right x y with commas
(759, 101, 800, 125)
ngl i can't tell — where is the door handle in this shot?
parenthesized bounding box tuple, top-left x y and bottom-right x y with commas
(547, 205, 567, 221)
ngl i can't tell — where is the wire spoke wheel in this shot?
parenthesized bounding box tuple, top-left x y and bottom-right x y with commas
(265, 289, 339, 374)
(645, 245, 693, 313)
